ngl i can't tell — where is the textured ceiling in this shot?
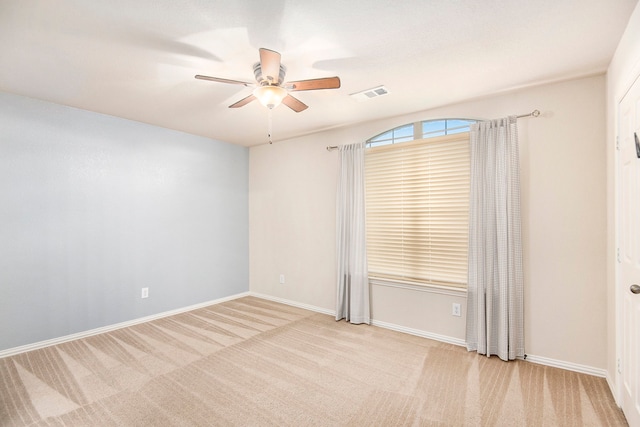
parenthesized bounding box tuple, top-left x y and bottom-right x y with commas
(0, 0, 637, 146)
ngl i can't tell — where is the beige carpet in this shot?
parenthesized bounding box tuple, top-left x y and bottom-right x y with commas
(0, 296, 627, 426)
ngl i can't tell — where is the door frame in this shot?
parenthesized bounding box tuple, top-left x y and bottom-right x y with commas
(615, 70, 640, 413)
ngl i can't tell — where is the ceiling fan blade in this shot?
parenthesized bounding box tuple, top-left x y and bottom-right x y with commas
(259, 48, 282, 84)
(285, 76, 341, 91)
(195, 75, 253, 87)
(281, 95, 308, 112)
(229, 95, 256, 108)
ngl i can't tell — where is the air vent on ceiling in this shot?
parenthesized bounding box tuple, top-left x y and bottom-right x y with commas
(349, 85, 390, 102)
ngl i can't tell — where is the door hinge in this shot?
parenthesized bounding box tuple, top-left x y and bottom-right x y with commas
(617, 247, 621, 263)
(616, 135, 620, 151)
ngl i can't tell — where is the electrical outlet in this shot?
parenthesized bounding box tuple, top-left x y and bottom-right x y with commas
(279, 274, 285, 284)
(141, 287, 149, 299)
(452, 303, 461, 317)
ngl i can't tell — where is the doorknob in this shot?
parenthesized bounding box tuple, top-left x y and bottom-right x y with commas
(631, 284, 640, 294)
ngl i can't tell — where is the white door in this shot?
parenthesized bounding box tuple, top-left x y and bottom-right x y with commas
(618, 75, 640, 427)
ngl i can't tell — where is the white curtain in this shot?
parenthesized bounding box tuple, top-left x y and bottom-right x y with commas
(466, 116, 524, 361)
(335, 142, 370, 324)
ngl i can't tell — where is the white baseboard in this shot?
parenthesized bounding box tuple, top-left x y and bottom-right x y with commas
(1, 291, 611, 382)
(606, 372, 620, 406)
(370, 319, 467, 347)
(0, 292, 250, 359)
(249, 292, 466, 346)
(523, 354, 607, 378)
(249, 292, 336, 316)
(250, 293, 609, 379)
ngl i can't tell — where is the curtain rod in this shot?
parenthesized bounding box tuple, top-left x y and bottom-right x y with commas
(517, 109, 540, 119)
(326, 109, 540, 151)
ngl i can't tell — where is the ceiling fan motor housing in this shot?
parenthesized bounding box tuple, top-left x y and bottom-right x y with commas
(253, 62, 287, 85)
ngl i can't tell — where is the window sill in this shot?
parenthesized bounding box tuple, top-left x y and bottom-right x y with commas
(369, 277, 467, 298)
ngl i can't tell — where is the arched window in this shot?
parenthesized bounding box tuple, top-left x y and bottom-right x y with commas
(364, 118, 476, 289)
(366, 119, 476, 147)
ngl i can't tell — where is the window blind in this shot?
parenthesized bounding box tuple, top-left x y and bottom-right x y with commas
(365, 133, 470, 288)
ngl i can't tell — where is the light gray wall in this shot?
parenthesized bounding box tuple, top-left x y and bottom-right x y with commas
(0, 92, 249, 351)
(250, 74, 608, 371)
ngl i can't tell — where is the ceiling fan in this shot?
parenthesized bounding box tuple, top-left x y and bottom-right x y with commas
(195, 48, 341, 112)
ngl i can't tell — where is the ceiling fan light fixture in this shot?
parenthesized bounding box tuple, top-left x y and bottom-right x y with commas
(253, 85, 287, 109)
(196, 48, 336, 113)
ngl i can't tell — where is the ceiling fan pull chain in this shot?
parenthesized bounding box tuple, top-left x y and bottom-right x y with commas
(268, 109, 273, 144)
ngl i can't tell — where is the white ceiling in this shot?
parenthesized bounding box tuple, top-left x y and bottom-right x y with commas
(0, 0, 637, 146)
